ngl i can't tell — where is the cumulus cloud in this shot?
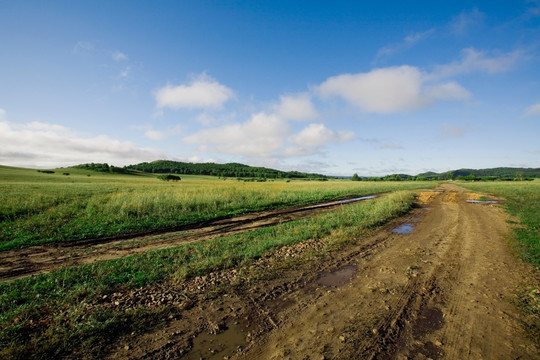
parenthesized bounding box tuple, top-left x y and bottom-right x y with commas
(290, 123, 353, 147)
(0, 119, 164, 168)
(450, 8, 484, 35)
(431, 48, 524, 79)
(524, 103, 540, 117)
(155, 74, 235, 110)
(112, 51, 128, 61)
(316, 65, 470, 114)
(184, 112, 289, 158)
(275, 93, 318, 121)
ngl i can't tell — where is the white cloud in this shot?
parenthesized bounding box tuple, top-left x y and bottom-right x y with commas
(184, 112, 289, 158)
(155, 74, 235, 110)
(0, 120, 164, 168)
(316, 65, 469, 114)
(275, 93, 318, 121)
(431, 48, 523, 79)
(425, 82, 471, 101)
(112, 51, 128, 61)
(524, 103, 540, 117)
(450, 8, 484, 35)
(290, 123, 353, 147)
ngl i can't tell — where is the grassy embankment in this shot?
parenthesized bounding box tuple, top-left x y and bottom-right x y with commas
(0, 169, 429, 358)
(459, 180, 540, 342)
(1, 165, 432, 250)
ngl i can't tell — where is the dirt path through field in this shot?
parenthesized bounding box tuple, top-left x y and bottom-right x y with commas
(0, 195, 378, 282)
(107, 184, 538, 359)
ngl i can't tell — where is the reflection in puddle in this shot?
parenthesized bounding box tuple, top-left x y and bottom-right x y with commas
(188, 322, 246, 360)
(392, 223, 414, 234)
(316, 265, 357, 287)
(339, 195, 377, 204)
(466, 200, 499, 204)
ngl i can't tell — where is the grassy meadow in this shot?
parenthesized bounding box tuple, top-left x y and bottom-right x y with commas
(0, 165, 433, 250)
(0, 187, 422, 359)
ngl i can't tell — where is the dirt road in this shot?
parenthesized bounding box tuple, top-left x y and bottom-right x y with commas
(0, 195, 377, 282)
(107, 184, 538, 359)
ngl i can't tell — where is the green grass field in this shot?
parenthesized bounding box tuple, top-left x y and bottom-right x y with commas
(0, 189, 420, 359)
(0, 165, 434, 251)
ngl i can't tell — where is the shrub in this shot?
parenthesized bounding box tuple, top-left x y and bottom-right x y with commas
(157, 174, 181, 182)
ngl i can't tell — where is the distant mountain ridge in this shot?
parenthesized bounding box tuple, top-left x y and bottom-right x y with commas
(416, 167, 540, 179)
(124, 160, 328, 179)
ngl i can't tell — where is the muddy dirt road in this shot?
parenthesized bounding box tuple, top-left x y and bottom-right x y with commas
(106, 184, 538, 360)
(0, 195, 377, 282)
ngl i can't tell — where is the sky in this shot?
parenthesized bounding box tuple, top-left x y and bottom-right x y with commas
(1, 0, 539, 176)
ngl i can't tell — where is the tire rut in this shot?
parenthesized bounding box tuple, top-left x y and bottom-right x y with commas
(0, 195, 379, 282)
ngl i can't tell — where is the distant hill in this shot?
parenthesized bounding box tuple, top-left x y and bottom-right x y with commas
(124, 160, 328, 179)
(416, 167, 540, 180)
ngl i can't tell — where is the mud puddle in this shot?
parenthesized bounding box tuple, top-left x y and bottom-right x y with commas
(338, 195, 377, 204)
(392, 223, 414, 234)
(412, 306, 444, 338)
(188, 322, 246, 360)
(466, 199, 499, 204)
(316, 265, 357, 287)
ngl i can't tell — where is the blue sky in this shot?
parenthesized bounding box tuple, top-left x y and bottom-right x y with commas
(1, 0, 539, 176)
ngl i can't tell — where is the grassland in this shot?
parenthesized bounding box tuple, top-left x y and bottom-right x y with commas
(0, 165, 433, 251)
(0, 190, 420, 359)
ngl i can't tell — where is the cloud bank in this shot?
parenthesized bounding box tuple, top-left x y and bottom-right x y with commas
(0, 119, 164, 168)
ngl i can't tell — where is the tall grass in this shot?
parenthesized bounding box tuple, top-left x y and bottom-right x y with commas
(0, 166, 434, 250)
(0, 191, 416, 359)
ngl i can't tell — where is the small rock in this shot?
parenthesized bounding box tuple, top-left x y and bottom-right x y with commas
(124, 345, 130, 350)
(434, 340, 443, 347)
(339, 335, 346, 342)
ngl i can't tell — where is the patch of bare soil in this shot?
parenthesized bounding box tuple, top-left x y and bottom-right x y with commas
(0, 195, 378, 282)
(104, 185, 538, 360)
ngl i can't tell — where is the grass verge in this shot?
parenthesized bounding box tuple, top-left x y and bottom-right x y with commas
(0, 191, 415, 359)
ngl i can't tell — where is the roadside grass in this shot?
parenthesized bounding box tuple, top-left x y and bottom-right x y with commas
(0, 191, 416, 359)
(0, 165, 433, 250)
(459, 180, 540, 344)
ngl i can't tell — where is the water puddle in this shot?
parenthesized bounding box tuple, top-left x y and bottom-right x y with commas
(316, 265, 357, 287)
(339, 195, 377, 204)
(466, 200, 499, 204)
(188, 322, 246, 360)
(392, 223, 414, 234)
